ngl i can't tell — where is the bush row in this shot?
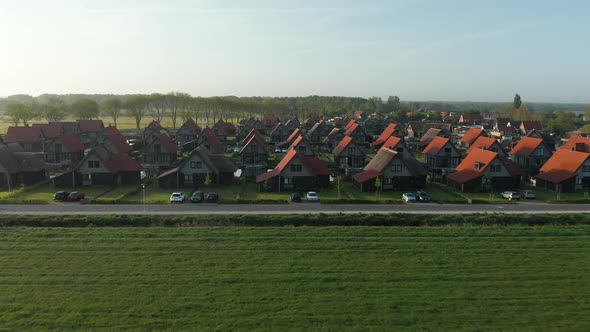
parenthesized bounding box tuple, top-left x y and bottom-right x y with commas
(1, 213, 590, 227)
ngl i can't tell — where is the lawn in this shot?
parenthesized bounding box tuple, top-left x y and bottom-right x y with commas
(0, 226, 588, 330)
(0, 183, 119, 203)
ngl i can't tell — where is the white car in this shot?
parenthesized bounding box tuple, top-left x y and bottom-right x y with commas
(402, 192, 417, 202)
(170, 192, 186, 203)
(501, 191, 520, 200)
(306, 191, 319, 202)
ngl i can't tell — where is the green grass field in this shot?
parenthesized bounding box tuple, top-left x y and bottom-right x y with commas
(0, 226, 588, 330)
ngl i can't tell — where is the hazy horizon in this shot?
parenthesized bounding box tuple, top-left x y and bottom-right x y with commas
(1, 1, 589, 103)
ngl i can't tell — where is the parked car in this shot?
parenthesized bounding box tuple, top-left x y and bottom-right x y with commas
(402, 192, 416, 202)
(206, 192, 219, 203)
(501, 191, 520, 200)
(521, 190, 536, 199)
(190, 190, 204, 203)
(290, 192, 302, 203)
(306, 191, 319, 202)
(415, 191, 431, 202)
(53, 191, 69, 201)
(170, 192, 186, 203)
(67, 192, 85, 202)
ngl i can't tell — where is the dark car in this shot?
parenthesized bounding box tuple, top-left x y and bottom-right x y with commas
(53, 191, 69, 201)
(67, 192, 85, 202)
(415, 191, 431, 202)
(206, 192, 219, 203)
(290, 192, 302, 203)
(190, 190, 204, 203)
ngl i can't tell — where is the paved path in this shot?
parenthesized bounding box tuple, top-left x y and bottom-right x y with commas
(1, 201, 590, 215)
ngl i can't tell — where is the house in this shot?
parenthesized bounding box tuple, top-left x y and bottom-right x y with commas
(520, 121, 543, 135)
(352, 148, 426, 192)
(447, 149, 522, 192)
(307, 120, 333, 145)
(4, 126, 46, 152)
(54, 146, 142, 187)
(276, 128, 302, 149)
(143, 121, 169, 146)
(98, 126, 132, 154)
(288, 135, 316, 156)
(237, 118, 265, 141)
(535, 148, 590, 192)
(323, 128, 345, 150)
(283, 117, 300, 132)
(157, 146, 236, 188)
(212, 117, 236, 144)
(381, 136, 413, 157)
(262, 115, 280, 132)
(0, 143, 48, 189)
(240, 129, 269, 177)
(176, 118, 201, 146)
(422, 136, 461, 182)
(467, 137, 507, 157)
(50, 121, 81, 136)
(344, 121, 368, 145)
(460, 128, 487, 148)
(43, 133, 85, 167)
(334, 116, 349, 128)
(370, 123, 403, 149)
(194, 127, 225, 154)
(364, 118, 388, 136)
(418, 128, 451, 149)
(509, 137, 552, 176)
(526, 129, 556, 153)
(459, 113, 484, 126)
(77, 119, 104, 145)
(32, 123, 63, 142)
(333, 136, 366, 171)
(255, 148, 330, 192)
(269, 123, 290, 145)
(143, 132, 177, 168)
(560, 135, 590, 153)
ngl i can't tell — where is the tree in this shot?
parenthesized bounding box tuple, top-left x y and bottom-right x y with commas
(147, 93, 166, 123)
(71, 98, 100, 120)
(101, 98, 123, 127)
(126, 95, 148, 130)
(204, 174, 212, 188)
(513, 94, 522, 110)
(374, 176, 382, 201)
(5, 102, 36, 126)
(39, 97, 68, 122)
(336, 176, 344, 200)
(384, 96, 401, 114)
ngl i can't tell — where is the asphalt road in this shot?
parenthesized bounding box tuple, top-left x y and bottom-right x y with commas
(1, 201, 590, 215)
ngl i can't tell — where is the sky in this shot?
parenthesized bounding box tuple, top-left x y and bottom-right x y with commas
(1, 0, 589, 103)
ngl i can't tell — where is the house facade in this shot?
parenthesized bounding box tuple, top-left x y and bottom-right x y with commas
(333, 136, 365, 171)
(422, 136, 461, 182)
(43, 133, 85, 167)
(510, 137, 552, 177)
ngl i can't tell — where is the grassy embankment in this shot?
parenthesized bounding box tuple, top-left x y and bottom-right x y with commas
(0, 226, 588, 330)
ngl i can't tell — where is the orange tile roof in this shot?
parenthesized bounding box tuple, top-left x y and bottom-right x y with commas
(461, 128, 486, 143)
(370, 123, 398, 147)
(540, 148, 589, 174)
(256, 148, 329, 183)
(467, 137, 499, 154)
(560, 136, 590, 153)
(344, 122, 359, 136)
(381, 136, 401, 150)
(456, 149, 497, 172)
(332, 136, 353, 157)
(345, 119, 356, 130)
(510, 137, 543, 157)
(422, 136, 451, 156)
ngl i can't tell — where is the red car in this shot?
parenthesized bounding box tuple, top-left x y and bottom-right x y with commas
(67, 192, 85, 201)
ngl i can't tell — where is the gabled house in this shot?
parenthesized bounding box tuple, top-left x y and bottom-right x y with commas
(43, 133, 85, 167)
(289, 135, 315, 156)
(212, 117, 236, 144)
(560, 135, 590, 153)
(255, 149, 330, 192)
(262, 115, 280, 133)
(157, 146, 236, 188)
(240, 129, 269, 177)
(55, 146, 142, 187)
(381, 136, 413, 157)
(283, 117, 300, 132)
(536, 149, 590, 192)
(176, 118, 201, 146)
(307, 120, 333, 144)
(447, 149, 522, 192)
(143, 132, 177, 168)
(99, 126, 132, 154)
(196, 127, 225, 154)
(407, 122, 453, 139)
(422, 136, 461, 181)
(352, 148, 426, 192)
(364, 118, 388, 136)
(459, 113, 484, 126)
(520, 121, 543, 135)
(4, 126, 46, 152)
(467, 137, 507, 157)
(237, 118, 265, 141)
(143, 121, 169, 146)
(418, 128, 451, 149)
(50, 122, 81, 136)
(334, 116, 349, 128)
(323, 128, 345, 150)
(276, 128, 301, 149)
(510, 137, 552, 176)
(333, 136, 366, 170)
(32, 123, 63, 142)
(344, 121, 368, 145)
(370, 123, 403, 149)
(460, 128, 487, 148)
(526, 129, 556, 153)
(0, 143, 48, 189)
(77, 119, 104, 145)
(269, 123, 290, 145)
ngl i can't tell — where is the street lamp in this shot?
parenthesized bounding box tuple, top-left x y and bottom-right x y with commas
(141, 183, 146, 212)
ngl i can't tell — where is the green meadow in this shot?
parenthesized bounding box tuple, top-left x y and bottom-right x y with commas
(0, 226, 588, 330)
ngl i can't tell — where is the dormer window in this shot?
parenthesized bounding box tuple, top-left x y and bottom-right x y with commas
(474, 162, 485, 170)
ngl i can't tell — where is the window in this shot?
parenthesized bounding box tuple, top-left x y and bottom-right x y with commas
(184, 174, 192, 182)
(390, 164, 402, 172)
(190, 161, 202, 169)
(536, 148, 544, 156)
(158, 155, 170, 163)
(290, 164, 302, 172)
(489, 165, 501, 172)
(577, 178, 583, 185)
(88, 160, 99, 168)
(444, 148, 451, 153)
(55, 144, 62, 153)
(384, 178, 392, 185)
(583, 165, 590, 173)
(284, 177, 292, 185)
